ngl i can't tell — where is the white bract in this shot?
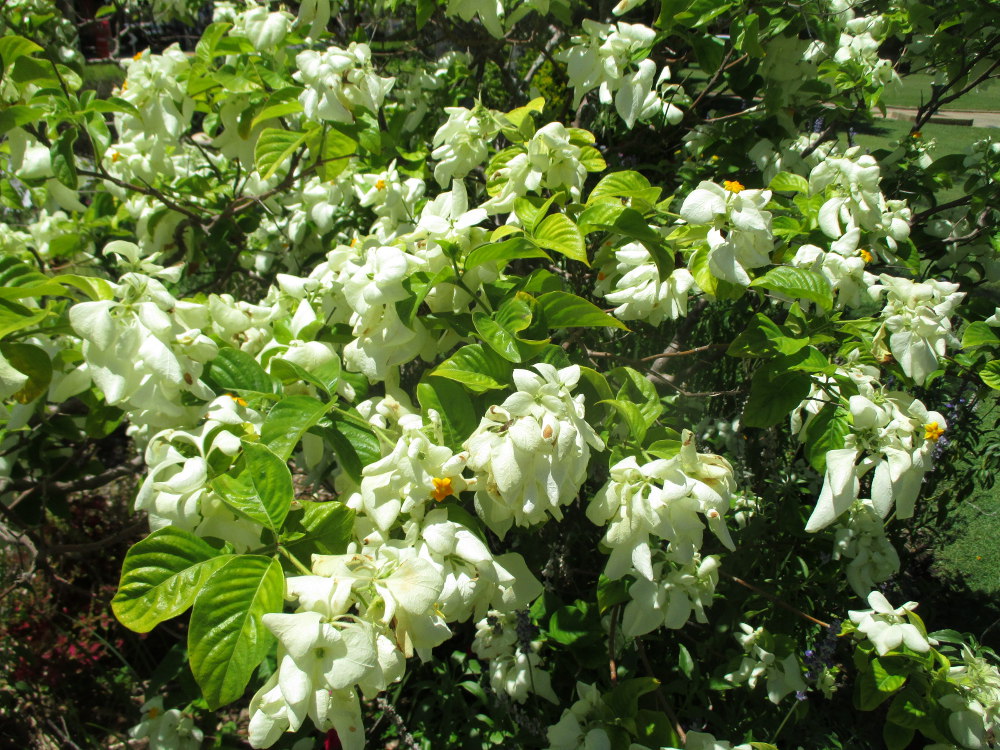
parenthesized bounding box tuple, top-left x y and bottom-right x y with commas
(595, 241, 695, 324)
(679, 180, 774, 286)
(295, 43, 394, 124)
(465, 364, 604, 537)
(848, 591, 936, 656)
(872, 274, 965, 385)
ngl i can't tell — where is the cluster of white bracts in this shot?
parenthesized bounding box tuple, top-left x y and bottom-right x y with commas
(594, 241, 695, 325)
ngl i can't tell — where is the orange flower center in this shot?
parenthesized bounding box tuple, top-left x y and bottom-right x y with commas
(859, 248, 873, 263)
(924, 422, 944, 442)
(432, 477, 454, 502)
(375, 179, 386, 191)
(723, 179, 745, 194)
(228, 393, 248, 407)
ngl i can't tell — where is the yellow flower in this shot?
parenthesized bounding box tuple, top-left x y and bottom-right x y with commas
(133, 51, 143, 61)
(859, 248, 873, 263)
(924, 422, 945, 442)
(723, 179, 745, 194)
(228, 393, 248, 407)
(375, 179, 386, 191)
(431, 477, 454, 502)
(111, 151, 121, 163)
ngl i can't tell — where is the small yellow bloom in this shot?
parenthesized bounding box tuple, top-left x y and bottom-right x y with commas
(859, 248, 873, 263)
(375, 179, 386, 191)
(228, 393, 248, 407)
(431, 477, 454, 502)
(924, 422, 945, 441)
(111, 151, 121, 163)
(723, 179, 745, 194)
(147, 707, 160, 719)
(911, 131, 922, 139)
(710, 155, 720, 163)
(133, 51, 143, 61)
(121, 80, 128, 91)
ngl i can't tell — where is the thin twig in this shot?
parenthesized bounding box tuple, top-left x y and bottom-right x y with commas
(635, 638, 686, 745)
(723, 572, 830, 628)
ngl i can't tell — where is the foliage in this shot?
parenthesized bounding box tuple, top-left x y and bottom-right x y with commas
(2, 0, 1000, 748)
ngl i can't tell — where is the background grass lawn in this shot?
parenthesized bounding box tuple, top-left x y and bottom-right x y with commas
(885, 72, 1000, 110)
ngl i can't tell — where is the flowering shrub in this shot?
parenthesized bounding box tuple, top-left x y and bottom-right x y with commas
(2, 0, 1000, 748)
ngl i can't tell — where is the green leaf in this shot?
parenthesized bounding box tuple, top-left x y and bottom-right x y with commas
(416, 0, 435, 27)
(750, 266, 833, 311)
(728, 313, 809, 358)
(514, 195, 557, 234)
(466, 237, 551, 271)
(430, 344, 512, 392)
(743, 369, 812, 428)
(254, 128, 308, 180)
(213, 441, 293, 533)
(474, 311, 528, 363)
(281, 500, 354, 557)
(260, 395, 332, 460)
(53, 274, 114, 301)
(600, 398, 649, 443)
(579, 145, 607, 172)
(0, 297, 48, 339)
(50, 128, 78, 189)
(252, 99, 304, 130)
(872, 656, 910, 693)
(768, 171, 810, 194)
(962, 321, 1000, 349)
(0, 342, 51, 403)
(533, 213, 588, 265)
(0, 105, 43, 136)
(548, 600, 601, 646)
(802, 404, 850, 472)
(537, 291, 628, 330)
(113, 528, 233, 633)
(0, 37, 44, 76)
(196, 22, 232, 60)
(189, 556, 284, 709)
(202, 348, 273, 395)
(316, 127, 357, 181)
(587, 170, 662, 212)
(396, 267, 454, 326)
(417, 377, 479, 448)
(269, 356, 340, 397)
(604, 677, 661, 719)
(981, 360, 1000, 390)
(678, 644, 695, 678)
(323, 411, 381, 482)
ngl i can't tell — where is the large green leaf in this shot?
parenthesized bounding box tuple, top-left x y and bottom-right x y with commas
(430, 344, 512, 392)
(269, 356, 340, 397)
(0, 342, 51, 403)
(962, 321, 1000, 349)
(742, 369, 812, 428)
(537, 291, 628, 330)
(260, 395, 332, 460)
(213, 441, 294, 533)
(112, 528, 233, 633)
(0, 297, 48, 339)
(533, 213, 588, 265)
(981, 360, 1000, 390)
(802, 403, 851, 472)
(280, 500, 355, 557)
(254, 128, 309, 180)
(417, 377, 479, 448)
(768, 171, 810, 193)
(189, 555, 285, 709)
(750, 266, 833, 311)
(322, 410, 381, 482)
(465, 237, 551, 271)
(202, 348, 274, 394)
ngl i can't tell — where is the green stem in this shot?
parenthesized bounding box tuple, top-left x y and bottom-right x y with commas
(278, 545, 312, 575)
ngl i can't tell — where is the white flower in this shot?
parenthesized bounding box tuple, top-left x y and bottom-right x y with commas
(295, 43, 394, 124)
(595, 241, 695, 324)
(472, 610, 558, 703)
(848, 591, 936, 656)
(872, 274, 965, 385)
(432, 107, 499, 186)
(679, 180, 773, 287)
(129, 697, 204, 750)
(621, 554, 721, 636)
(465, 364, 604, 537)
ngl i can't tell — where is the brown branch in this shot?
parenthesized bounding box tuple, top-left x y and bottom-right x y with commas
(723, 572, 830, 628)
(47, 516, 147, 555)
